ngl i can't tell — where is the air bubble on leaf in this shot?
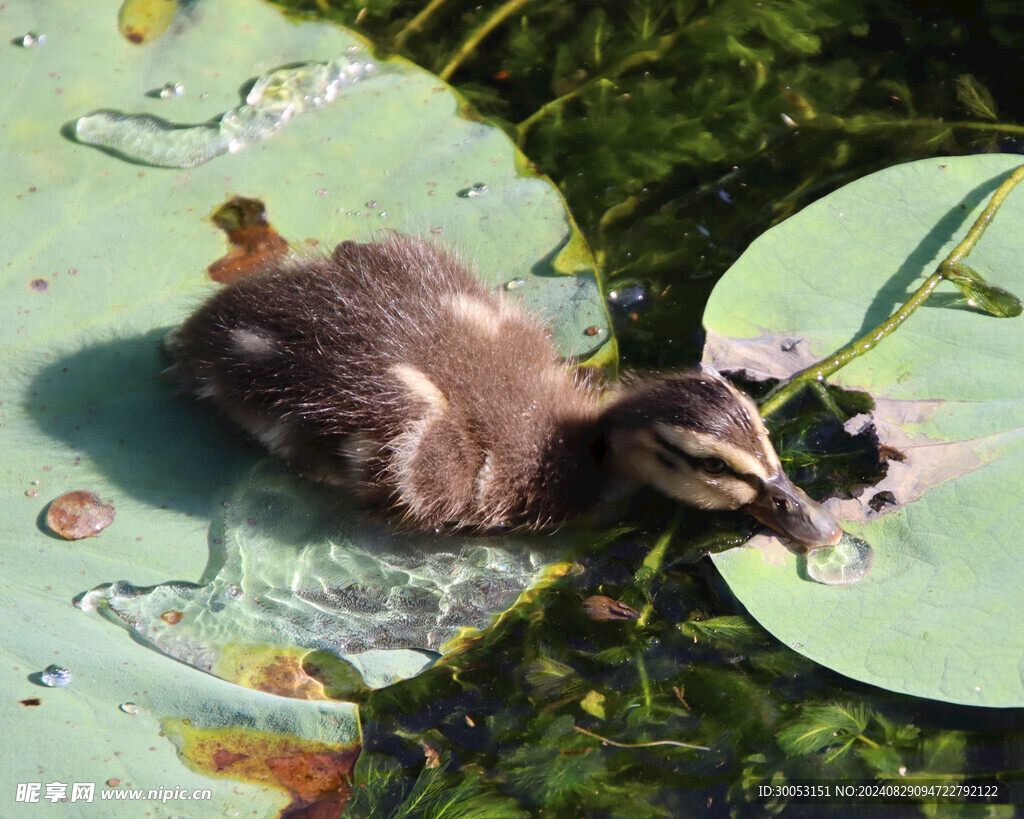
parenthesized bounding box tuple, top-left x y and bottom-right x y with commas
(504, 278, 526, 291)
(119, 702, 140, 715)
(14, 32, 46, 48)
(41, 665, 71, 687)
(806, 533, 873, 585)
(458, 183, 488, 198)
(158, 82, 184, 99)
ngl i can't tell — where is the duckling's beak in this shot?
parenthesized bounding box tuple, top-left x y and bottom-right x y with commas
(745, 473, 843, 548)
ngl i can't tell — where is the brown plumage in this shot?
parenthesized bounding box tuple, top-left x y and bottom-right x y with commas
(167, 234, 842, 546)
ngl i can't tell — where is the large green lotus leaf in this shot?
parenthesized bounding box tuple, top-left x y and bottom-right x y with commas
(703, 155, 1024, 706)
(1, 0, 607, 812)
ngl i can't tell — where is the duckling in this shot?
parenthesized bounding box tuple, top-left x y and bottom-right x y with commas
(166, 234, 841, 547)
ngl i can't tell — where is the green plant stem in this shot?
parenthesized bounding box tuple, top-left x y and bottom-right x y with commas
(799, 117, 1024, 140)
(760, 163, 1024, 419)
(574, 725, 709, 752)
(393, 0, 453, 48)
(853, 732, 880, 749)
(942, 165, 1024, 267)
(636, 510, 680, 627)
(516, 37, 676, 139)
(438, 0, 536, 82)
(635, 650, 652, 709)
(759, 272, 942, 418)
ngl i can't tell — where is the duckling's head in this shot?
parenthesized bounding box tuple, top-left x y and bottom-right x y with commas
(603, 367, 842, 548)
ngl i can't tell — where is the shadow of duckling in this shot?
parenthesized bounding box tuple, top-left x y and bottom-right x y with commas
(26, 327, 255, 521)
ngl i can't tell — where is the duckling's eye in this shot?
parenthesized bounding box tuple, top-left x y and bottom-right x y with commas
(701, 457, 727, 475)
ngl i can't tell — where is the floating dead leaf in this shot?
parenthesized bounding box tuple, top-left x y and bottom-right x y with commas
(207, 196, 289, 283)
(45, 490, 115, 540)
(583, 595, 639, 621)
(423, 745, 441, 769)
(117, 0, 178, 45)
(216, 645, 330, 700)
(165, 719, 359, 814)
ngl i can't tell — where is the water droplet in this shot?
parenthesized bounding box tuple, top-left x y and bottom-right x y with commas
(14, 32, 46, 48)
(159, 82, 184, 99)
(224, 584, 243, 599)
(365, 200, 377, 208)
(378, 211, 389, 219)
(504, 278, 526, 291)
(584, 325, 603, 337)
(41, 665, 71, 687)
(46, 490, 115, 540)
(458, 183, 488, 198)
(75, 51, 381, 168)
(25, 489, 38, 498)
(806, 533, 873, 586)
(120, 702, 139, 715)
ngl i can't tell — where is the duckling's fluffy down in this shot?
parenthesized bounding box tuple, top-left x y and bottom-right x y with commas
(169, 234, 606, 530)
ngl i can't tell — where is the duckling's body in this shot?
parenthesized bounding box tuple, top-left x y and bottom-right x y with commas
(168, 235, 841, 545)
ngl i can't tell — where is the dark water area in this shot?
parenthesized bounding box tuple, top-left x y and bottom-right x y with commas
(274, 1, 1024, 814)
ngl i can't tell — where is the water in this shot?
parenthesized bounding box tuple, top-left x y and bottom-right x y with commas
(158, 82, 184, 99)
(15, 32, 46, 48)
(80, 461, 568, 689)
(41, 665, 71, 687)
(58, 1, 1024, 813)
(458, 183, 488, 198)
(329, 3, 1024, 814)
(805, 533, 874, 585)
(75, 51, 382, 168)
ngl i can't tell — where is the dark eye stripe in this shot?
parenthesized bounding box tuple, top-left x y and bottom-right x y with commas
(652, 430, 758, 485)
(655, 451, 678, 471)
(652, 430, 701, 468)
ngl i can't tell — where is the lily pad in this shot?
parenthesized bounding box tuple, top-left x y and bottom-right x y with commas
(704, 155, 1024, 706)
(1, 0, 606, 810)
